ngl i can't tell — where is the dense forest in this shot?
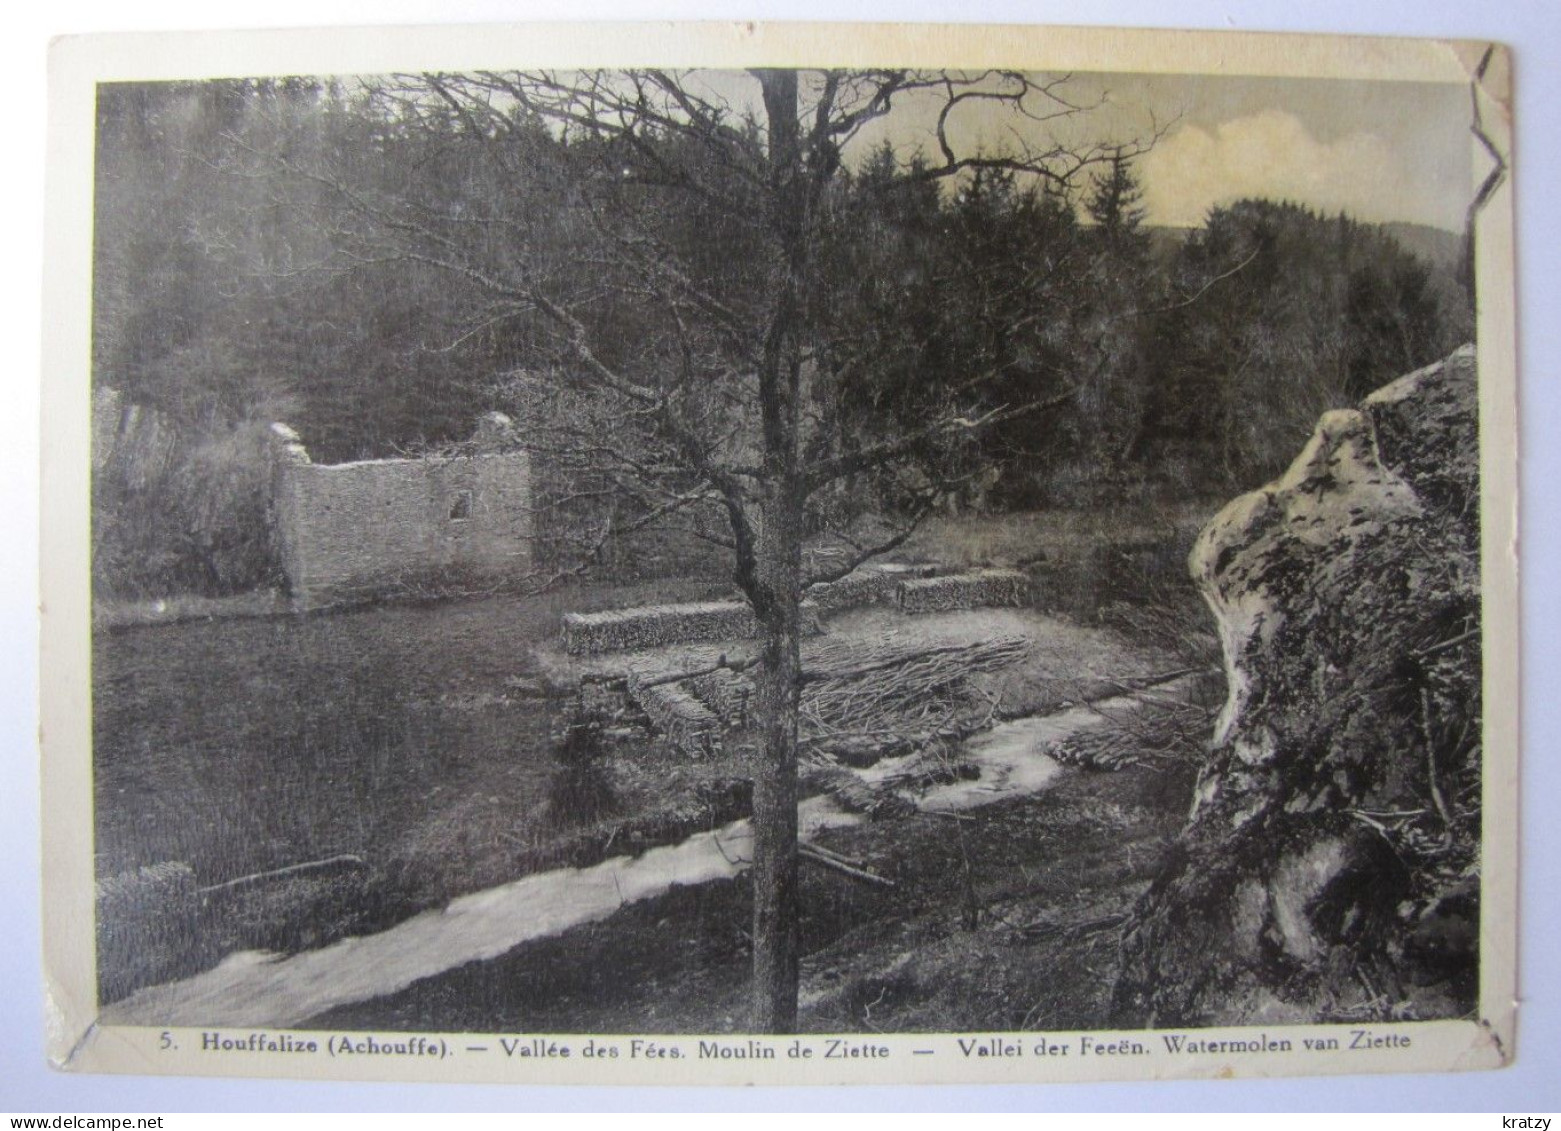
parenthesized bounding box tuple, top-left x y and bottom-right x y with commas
(91, 77, 1471, 600)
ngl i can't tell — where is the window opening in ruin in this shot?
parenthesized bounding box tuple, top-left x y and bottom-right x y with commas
(449, 490, 473, 521)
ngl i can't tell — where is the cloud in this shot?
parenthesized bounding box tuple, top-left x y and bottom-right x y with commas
(1140, 109, 1461, 231)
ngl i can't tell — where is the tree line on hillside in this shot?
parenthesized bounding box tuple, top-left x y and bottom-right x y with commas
(92, 76, 1470, 602)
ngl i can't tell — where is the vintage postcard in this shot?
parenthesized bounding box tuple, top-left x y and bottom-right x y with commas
(40, 21, 1518, 1085)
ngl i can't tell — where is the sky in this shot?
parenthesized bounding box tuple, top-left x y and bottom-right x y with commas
(1090, 72, 1473, 231)
(109, 64, 1478, 236)
(834, 69, 1475, 232)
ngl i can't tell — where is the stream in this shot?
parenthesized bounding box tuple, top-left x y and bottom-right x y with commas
(102, 679, 1194, 1029)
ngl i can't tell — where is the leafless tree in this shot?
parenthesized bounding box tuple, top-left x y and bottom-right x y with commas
(259, 66, 1143, 1032)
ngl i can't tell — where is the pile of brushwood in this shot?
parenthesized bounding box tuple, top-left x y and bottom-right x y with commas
(799, 632, 1028, 741)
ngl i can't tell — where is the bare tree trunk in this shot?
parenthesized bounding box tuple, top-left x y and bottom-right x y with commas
(750, 547, 803, 1032)
(748, 67, 807, 1033)
(747, 303, 807, 1032)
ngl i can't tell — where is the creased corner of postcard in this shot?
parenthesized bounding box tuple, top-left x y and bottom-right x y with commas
(43, 978, 101, 1073)
(1448, 40, 1513, 122)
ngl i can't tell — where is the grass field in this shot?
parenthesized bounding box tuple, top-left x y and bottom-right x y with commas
(92, 577, 732, 920)
(893, 500, 1215, 570)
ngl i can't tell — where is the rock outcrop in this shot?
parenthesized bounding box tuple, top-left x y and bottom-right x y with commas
(1113, 345, 1483, 1027)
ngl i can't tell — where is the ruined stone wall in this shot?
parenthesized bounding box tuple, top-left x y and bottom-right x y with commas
(268, 416, 532, 606)
(93, 385, 179, 487)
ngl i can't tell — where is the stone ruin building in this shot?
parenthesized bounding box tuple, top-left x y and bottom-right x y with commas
(266, 412, 532, 607)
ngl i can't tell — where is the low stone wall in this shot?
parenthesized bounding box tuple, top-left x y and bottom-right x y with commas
(686, 667, 754, 728)
(806, 563, 937, 611)
(628, 680, 724, 758)
(93, 386, 180, 488)
(561, 600, 822, 655)
(560, 566, 1027, 658)
(562, 601, 758, 655)
(897, 568, 1029, 614)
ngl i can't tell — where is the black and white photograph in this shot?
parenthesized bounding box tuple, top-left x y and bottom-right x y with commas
(37, 20, 1519, 1087)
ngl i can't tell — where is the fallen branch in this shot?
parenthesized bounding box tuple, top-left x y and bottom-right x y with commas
(1019, 912, 1127, 941)
(798, 839, 869, 870)
(799, 844, 896, 888)
(1419, 688, 1455, 852)
(1414, 627, 1480, 660)
(198, 854, 366, 897)
(636, 652, 760, 689)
